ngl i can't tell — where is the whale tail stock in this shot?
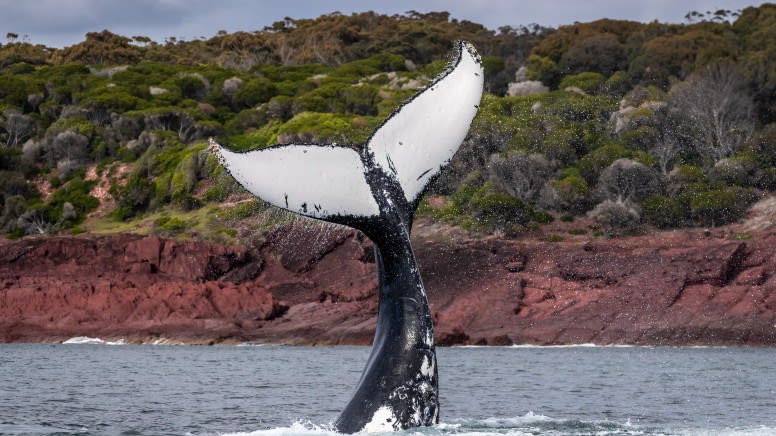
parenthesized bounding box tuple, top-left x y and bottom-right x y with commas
(210, 41, 483, 432)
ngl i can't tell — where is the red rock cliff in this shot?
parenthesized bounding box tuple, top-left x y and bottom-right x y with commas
(2, 225, 776, 345)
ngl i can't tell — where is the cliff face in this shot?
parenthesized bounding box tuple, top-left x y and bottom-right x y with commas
(2, 224, 776, 345)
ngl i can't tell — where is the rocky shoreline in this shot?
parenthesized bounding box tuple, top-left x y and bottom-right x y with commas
(2, 223, 776, 346)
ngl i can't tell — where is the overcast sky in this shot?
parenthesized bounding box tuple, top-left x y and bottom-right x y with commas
(0, 0, 770, 48)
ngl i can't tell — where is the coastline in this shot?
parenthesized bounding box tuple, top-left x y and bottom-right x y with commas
(2, 222, 776, 347)
(29, 336, 771, 348)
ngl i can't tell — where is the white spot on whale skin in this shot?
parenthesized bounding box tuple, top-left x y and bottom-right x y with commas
(362, 406, 396, 433)
(420, 356, 434, 378)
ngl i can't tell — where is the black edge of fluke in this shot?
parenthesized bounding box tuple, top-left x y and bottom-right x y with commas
(208, 40, 483, 433)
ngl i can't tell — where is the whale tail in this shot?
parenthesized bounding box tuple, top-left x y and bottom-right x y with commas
(209, 41, 483, 234)
(210, 41, 483, 433)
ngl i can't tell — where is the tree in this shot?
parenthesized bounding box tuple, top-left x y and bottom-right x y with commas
(46, 131, 90, 173)
(233, 77, 278, 109)
(52, 30, 142, 64)
(668, 62, 755, 164)
(1, 109, 36, 148)
(650, 133, 687, 176)
(597, 158, 662, 204)
(538, 173, 593, 214)
(488, 151, 552, 202)
(559, 34, 626, 77)
(588, 199, 641, 230)
(628, 29, 736, 87)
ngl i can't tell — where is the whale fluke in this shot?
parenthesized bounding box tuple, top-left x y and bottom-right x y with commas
(210, 41, 483, 432)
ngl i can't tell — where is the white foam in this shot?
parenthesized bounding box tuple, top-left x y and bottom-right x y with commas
(453, 343, 635, 349)
(218, 414, 776, 436)
(676, 427, 776, 436)
(62, 336, 126, 345)
(222, 413, 751, 436)
(220, 420, 337, 436)
(477, 411, 553, 426)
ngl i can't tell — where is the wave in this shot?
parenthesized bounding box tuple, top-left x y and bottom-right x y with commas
(219, 414, 776, 436)
(221, 421, 338, 436)
(60, 336, 190, 345)
(61, 336, 126, 345)
(454, 343, 638, 349)
(456, 343, 742, 350)
(676, 427, 776, 436)
(149, 337, 185, 345)
(218, 413, 658, 436)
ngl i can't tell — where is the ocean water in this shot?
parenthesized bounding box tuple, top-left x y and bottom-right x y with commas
(1, 343, 775, 436)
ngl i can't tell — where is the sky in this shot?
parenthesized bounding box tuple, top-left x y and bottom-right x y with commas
(0, 0, 770, 48)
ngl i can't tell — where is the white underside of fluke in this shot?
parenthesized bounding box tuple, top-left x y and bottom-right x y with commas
(215, 144, 380, 219)
(367, 42, 484, 204)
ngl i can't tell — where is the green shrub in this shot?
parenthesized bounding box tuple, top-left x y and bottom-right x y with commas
(532, 210, 554, 224)
(227, 120, 282, 151)
(470, 190, 533, 230)
(44, 178, 99, 225)
(619, 124, 660, 151)
(603, 71, 630, 96)
(538, 126, 580, 165)
(265, 95, 294, 120)
(294, 82, 344, 113)
(690, 189, 747, 226)
(0, 170, 33, 205)
(577, 143, 631, 184)
(153, 215, 195, 236)
(559, 72, 606, 94)
(220, 199, 269, 220)
(82, 88, 144, 113)
(525, 54, 560, 88)
(224, 109, 268, 135)
(423, 59, 448, 78)
(234, 77, 278, 108)
(169, 151, 200, 209)
(708, 157, 757, 188)
(540, 174, 592, 214)
(558, 34, 627, 77)
(669, 165, 707, 187)
(341, 84, 379, 116)
(276, 112, 354, 144)
(177, 74, 209, 100)
(482, 56, 505, 76)
(753, 168, 776, 190)
(588, 199, 641, 231)
(332, 53, 405, 78)
(201, 155, 237, 200)
(641, 194, 685, 229)
(113, 174, 154, 220)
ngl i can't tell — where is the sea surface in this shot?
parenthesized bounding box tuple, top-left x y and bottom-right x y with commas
(1, 341, 775, 435)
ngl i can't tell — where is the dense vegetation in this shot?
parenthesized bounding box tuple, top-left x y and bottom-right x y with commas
(1, 6, 775, 240)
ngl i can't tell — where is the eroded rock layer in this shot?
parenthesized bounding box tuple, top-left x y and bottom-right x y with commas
(2, 226, 776, 345)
